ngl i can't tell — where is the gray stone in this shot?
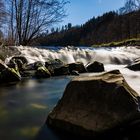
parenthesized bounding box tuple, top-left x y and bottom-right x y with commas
(0, 67, 21, 82)
(47, 70, 140, 137)
(68, 62, 87, 73)
(86, 61, 104, 72)
(54, 65, 70, 76)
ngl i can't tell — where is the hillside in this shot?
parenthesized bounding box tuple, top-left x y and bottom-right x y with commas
(36, 10, 140, 46)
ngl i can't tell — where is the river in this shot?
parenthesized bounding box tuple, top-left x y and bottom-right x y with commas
(0, 45, 140, 140)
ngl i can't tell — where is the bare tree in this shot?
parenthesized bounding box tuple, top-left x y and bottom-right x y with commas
(0, 0, 7, 44)
(119, 0, 140, 14)
(6, 0, 68, 45)
(0, 0, 6, 26)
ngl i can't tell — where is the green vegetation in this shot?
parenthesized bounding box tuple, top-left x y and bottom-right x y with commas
(92, 38, 140, 47)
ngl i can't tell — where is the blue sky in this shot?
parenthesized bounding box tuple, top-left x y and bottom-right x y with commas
(61, 0, 125, 26)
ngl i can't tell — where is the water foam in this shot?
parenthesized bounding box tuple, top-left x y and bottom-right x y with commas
(5, 46, 140, 65)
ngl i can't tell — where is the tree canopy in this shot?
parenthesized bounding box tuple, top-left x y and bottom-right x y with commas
(119, 0, 140, 14)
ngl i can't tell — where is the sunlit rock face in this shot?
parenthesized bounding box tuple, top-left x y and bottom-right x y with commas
(47, 70, 140, 137)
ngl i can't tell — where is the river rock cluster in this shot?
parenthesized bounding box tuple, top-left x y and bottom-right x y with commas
(0, 56, 105, 83)
(0, 53, 139, 83)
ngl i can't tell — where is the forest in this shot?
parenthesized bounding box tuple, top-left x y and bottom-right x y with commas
(35, 0, 140, 46)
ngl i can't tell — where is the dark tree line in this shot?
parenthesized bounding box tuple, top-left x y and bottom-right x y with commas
(36, 10, 140, 46)
(35, 0, 140, 46)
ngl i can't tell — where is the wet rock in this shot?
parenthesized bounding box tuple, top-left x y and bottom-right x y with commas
(22, 63, 35, 71)
(86, 61, 105, 72)
(10, 56, 28, 65)
(0, 67, 21, 82)
(68, 62, 87, 73)
(20, 63, 36, 77)
(45, 59, 64, 69)
(8, 56, 27, 71)
(45, 59, 66, 76)
(20, 70, 36, 78)
(126, 61, 140, 71)
(9, 56, 28, 70)
(47, 70, 140, 138)
(15, 59, 23, 70)
(54, 65, 70, 76)
(35, 66, 51, 78)
(0, 60, 7, 71)
(7, 59, 17, 69)
(70, 70, 79, 76)
(34, 61, 45, 70)
(0, 59, 21, 82)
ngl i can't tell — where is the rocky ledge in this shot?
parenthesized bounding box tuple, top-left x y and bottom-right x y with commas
(47, 70, 140, 138)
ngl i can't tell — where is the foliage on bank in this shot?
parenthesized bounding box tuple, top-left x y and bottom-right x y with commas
(36, 10, 140, 47)
(92, 38, 140, 47)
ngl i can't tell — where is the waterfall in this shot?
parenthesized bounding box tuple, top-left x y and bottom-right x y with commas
(3, 45, 140, 94)
(5, 46, 140, 65)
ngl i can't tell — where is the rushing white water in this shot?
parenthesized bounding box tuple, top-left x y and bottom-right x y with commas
(5, 45, 140, 94)
(5, 45, 140, 65)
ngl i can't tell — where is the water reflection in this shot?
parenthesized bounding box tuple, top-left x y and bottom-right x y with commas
(0, 76, 71, 140)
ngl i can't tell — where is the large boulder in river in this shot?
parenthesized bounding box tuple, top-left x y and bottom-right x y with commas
(68, 62, 87, 73)
(47, 70, 140, 138)
(86, 61, 104, 72)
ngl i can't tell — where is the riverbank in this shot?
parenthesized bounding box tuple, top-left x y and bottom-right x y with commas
(92, 38, 140, 48)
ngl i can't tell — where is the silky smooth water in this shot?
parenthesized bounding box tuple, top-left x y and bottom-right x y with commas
(0, 77, 71, 140)
(1, 46, 140, 140)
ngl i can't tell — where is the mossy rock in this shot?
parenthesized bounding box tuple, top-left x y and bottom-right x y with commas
(35, 66, 51, 78)
(0, 67, 21, 82)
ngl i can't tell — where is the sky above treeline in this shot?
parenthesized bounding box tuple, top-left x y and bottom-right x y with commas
(61, 0, 125, 26)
